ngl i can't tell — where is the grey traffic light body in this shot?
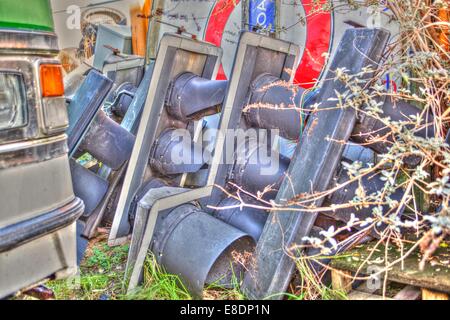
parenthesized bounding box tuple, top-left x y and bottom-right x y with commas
(245, 73, 305, 141)
(67, 70, 114, 220)
(101, 54, 145, 88)
(149, 128, 211, 176)
(245, 80, 436, 157)
(122, 32, 299, 297)
(71, 109, 135, 224)
(81, 65, 156, 239)
(231, 141, 291, 201)
(111, 35, 259, 297)
(221, 28, 428, 299)
(215, 141, 399, 244)
(352, 97, 436, 155)
(70, 160, 109, 219)
(109, 82, 138, 118)
(195, 33, 304, 249)
(323, 164, 406, 238)
(67, 62, 149, 240)
(124, 183, 256, 298)
(68, 72, 136, 220)
(151, 203, 255, 297)
(215, 197, 269, 242)
(67, 70, 113, 154)
(205, 33, 301, 211)
(242, 28, 391, 300)
(111, 63, 155, 136)
(79, 111, 135, 171)
(166, 72, 228, 121)
(109, 34, 224, 245)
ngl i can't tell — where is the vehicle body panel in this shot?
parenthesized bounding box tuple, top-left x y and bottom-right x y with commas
(0, 0, 54, 31)
(0, 11, 83, 297)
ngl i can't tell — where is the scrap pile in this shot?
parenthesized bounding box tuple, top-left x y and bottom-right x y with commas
(65, 3, 448, 300)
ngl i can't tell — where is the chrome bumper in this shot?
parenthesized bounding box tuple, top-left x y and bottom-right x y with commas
(0, 197, 84, 253)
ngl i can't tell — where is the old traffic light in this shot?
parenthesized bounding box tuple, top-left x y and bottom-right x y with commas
(68, 72, 135, 215)
(112, 33, 261, 297)
(67, 70, 112, 154)
(67, 66, 140, 247)
(242, 28, 392, 300)
(109, 33, 227, 244)
(122, 32, 303, 297)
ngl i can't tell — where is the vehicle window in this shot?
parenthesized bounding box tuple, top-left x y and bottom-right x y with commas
(0, 73, 27, 131)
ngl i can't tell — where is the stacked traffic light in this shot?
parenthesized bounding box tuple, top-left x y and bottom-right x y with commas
(109, 33, 228, 243)
(103, 34, 261, 297)
(242, 28, 436, 299)
(123, 32, 316, 296)
(122, 31, 319, 296)
(118, 29, 435, 299)
(67, 62, 153, 256)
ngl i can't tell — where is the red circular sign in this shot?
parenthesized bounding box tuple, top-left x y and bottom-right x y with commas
(204, 0, 332, 88)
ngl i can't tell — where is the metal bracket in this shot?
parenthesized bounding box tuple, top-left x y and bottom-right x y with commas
(125, 186, 193, 291)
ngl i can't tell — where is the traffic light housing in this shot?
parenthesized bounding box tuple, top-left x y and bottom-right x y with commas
(242, 28, 392, 300)
(109, 33, 226, 244)
(121, 32, 300, 296)
(205, 32, 301, 210)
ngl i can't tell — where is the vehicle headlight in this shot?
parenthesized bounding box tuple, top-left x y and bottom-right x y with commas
(0, 73, 27, 131)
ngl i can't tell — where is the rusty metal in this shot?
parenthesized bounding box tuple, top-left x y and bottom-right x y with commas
(23, 285, 55, 300)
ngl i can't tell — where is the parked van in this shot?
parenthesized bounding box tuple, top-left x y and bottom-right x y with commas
(0, 0, 84, 298)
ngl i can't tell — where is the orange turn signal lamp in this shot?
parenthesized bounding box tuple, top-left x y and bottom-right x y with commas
(40, 64, 64, 97)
